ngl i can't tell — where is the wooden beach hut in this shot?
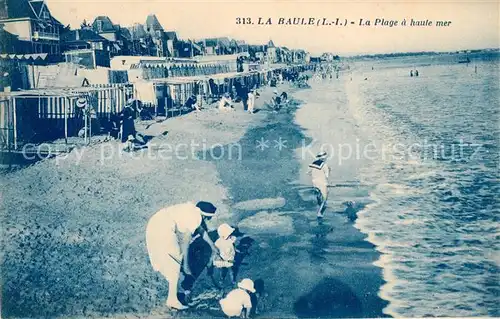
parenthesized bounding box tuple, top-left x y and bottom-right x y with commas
(0, 84, 132, 150)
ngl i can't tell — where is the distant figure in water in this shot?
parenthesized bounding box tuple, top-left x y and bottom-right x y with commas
(308, 151, 330, 218)
(345, 201, 357, 222)
(475, 65, 478, 74)
(415, 70, 419, 77)
(410, 70, 414, 77)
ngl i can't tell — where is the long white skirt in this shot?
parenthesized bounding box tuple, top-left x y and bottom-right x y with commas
(312, 178, 328, 199)
(145, 213, 181, 281)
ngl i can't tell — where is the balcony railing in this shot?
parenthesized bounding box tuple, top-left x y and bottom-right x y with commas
(33, 31, 60, 41)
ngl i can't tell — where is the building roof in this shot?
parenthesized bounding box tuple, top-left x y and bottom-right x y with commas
(0, 0, 31, 19)
(248, 44, 266, 52)
(129, 23, 147, 39)
(164, 31, 177, 41)
(61, 29, 107, 42)
(267, 40, 275, 48)
(203, 37, 231, 48)
(0, 0, 56, 21)
(145, 14, 163, 32)
(92, 16, 116, 33)
(120, 27, 132, 40)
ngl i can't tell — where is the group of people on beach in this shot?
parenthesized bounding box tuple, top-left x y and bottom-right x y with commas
(217, 87, 260, 114)
(139, 68, 358, 318)
(145, 201, 258, 318)
(144, 150, 333, 317)
(217, 81, 289, 114)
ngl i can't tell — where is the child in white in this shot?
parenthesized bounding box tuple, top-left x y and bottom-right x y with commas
(214, 223, 238, 284)
(195, 94, 203, 111)
(309, 151, 330, 217)
(247, 90, 255, 114)
(219, 278, 255, 318)
(218, 94, 234, 111)
(247, 88, 260, 114)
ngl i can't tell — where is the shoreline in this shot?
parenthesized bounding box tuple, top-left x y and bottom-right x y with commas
(0, 78, 388, 318)
(206, 79, 388, 317)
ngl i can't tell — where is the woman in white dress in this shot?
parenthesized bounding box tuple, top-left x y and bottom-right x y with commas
(145, 201, 218, 310)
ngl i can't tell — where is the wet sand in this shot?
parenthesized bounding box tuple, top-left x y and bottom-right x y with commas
(0, 80, 387, 318)
(207, 82, 389, 318)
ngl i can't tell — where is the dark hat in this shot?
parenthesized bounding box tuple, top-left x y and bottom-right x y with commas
(196, 201, 217, 217)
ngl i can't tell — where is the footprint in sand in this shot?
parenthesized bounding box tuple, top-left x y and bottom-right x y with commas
(238, 211, 294, 235)
(233, 197, 286, 211)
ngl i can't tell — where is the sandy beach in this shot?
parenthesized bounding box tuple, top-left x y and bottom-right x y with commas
(0, 79, 387, 318)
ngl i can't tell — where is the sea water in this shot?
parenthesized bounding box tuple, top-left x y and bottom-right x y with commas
(297, 52, 499, 317)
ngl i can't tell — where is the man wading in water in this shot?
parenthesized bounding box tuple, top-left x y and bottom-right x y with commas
(309, 151, 330, 218)
(145, 201, 219, 310)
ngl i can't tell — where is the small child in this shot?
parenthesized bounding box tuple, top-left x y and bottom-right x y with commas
(195, 93, 203, 111)
(219, 94, 234, 111)
(219, 278, 255, 318)
(214, 223, 239, 285)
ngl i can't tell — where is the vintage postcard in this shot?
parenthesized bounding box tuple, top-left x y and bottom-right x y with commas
(0, 0, 498, 318)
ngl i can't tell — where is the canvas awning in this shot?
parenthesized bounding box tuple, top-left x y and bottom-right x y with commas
(0, 53, 48, 61)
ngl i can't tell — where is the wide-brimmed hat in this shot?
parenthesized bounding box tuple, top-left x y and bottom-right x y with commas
(238, 278, 256, 293)
(217, 223, 235, 240)
(316, 151, 328, 158)
(196, 201, 217, 217)
(273, 90, 278, 94)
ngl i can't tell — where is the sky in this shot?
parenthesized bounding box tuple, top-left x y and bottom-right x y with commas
(46, 0, 499, 55)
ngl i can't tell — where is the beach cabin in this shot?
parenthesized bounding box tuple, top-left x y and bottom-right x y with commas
(0, 83, 132, 150)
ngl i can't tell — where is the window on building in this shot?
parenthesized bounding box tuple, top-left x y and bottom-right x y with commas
(97, 21, 103, 33)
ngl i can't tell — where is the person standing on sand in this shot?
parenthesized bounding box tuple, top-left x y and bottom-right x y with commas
(121, 100, 136, 143)
(247, 88, 259, 114)
(308, 151, 330, 218)
(145, 201, 219, 310)
(213, 223, 239, 285)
